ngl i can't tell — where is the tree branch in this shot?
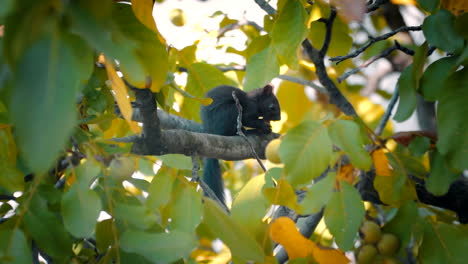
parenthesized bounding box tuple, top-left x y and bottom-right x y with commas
(329, 25, 422, 64)
(366, 0, 389, 13)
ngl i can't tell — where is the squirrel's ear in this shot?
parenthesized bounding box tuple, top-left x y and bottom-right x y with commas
(262, 84, 274, 94)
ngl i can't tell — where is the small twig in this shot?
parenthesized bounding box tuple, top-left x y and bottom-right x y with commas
(375, 87, 399, 136)
(191, 156, 230, 213)
(367, 0, 389, 13)
(254, 0, 276, 15)
(278, 75, 328, 94)
(231, 91, 267, 172)
(319, 8, 337, 57)
(216, 65, 246, 72)
(330, 25, 422, 64)
(337, 40, 415, 83)
(191, 156, 200, 182)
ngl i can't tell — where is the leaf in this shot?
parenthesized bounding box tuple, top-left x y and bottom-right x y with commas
(9, 32, 82, 174)
(264, 178, 301, 211)
(436, 68, 468, 171)
(393, 65, 417, 122)
(0, 229, 32, 264)
(276, 81, 313, 129)
(300, 172, 336, 214)
(328, 120, 372, 170)
(243, 45, 280, 92)
(231, 173, 272, 248)
(411, 41, 429, 89)
(131, 0, 157, 32)
(61, 185, 102, 238)
(112, 3, 168, 91)
(24, 195, 73, 258)
(419, 220, 468, 264)
(202, 198, 265, 262)
(96, 219, 114, 253)
(442, 0, 468, 16)
(169, 183, 202, 233)
(426, 149, 459, 195)
(374, 172, 417, 206)
(105, 57, 141, 133)
(158, 154, 192, 170)
(420, 56, 459, 101)
(382, 201, 418, 254)
(324, 181, 365, 251)
(422, 10, 464, 53)
(280, 121, 333, 187)
(308, 17, 353, 57)
(270, 0, 308, 68)
(146, 171, 173, 211)
(417, 0, 440, 13)
(120, 230, 196, 263)
(114, 203, 158, 230)
(270, 217, 350, 263)
(372, 149, 392, 177)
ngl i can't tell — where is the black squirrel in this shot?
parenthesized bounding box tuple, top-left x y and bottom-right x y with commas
(200, 84, 281, 204)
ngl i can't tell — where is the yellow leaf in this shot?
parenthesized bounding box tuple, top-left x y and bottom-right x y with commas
(336, 164, 359, 188)
(270, 217, 350, 264)
(372, 149, 392, 176)
(131, 0, 167, 45)
(441, 0, 468, 16)
(264, 178, 301, 211)
(391, 0, 417, 5)
(104, 58, 141, 133)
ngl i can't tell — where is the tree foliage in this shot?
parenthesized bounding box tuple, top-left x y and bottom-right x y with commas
(0, 0, 467, 263)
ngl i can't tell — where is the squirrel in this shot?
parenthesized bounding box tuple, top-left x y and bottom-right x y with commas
(200, 84, 281, 204)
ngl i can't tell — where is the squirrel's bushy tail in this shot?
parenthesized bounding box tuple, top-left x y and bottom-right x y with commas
(202, 158, 224, 204)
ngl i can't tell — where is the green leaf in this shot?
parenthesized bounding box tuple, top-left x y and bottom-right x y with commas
(61, 185, 102, 238)
(120, 230, 196, 263)
(270, 0, 308, 68)
(231, 173, 273, 252)
(408, 136, 430, 157)
(426, 150, 459, 195)
(114, 203, 158, 230)
(420, 56, 458, 101)
(96, 219, 114, 253)
(308, 17, 353, 57)
(422, 10, 464, 53)
(169, 183, 202, 233)
(300, 172, 336, 214)
(146, 171, 173, 211)
(411, 41, 428, 89)
(328, 120, 372, 170)
(159, 154, 192, 170)
(419, 220, 468, 264)
(75, 159, 101, 188)
(112, 3, 168, 91)
(436, 68, 468, 171)
(24, 194, 73, 258)
(0, 229, 32, 264)
(68, 3, 144, 82)
(203, 198, 265, 262)
(279, 121, 333, 187)
(374, 164, 417, 207)
(417, 0, 440, 13)
(10, 32, 82, 173)
(382, 201, 418, 254)
(324, 181, 365, 251)
(244, 45, 280, 92)
(393, 65, 417, 122)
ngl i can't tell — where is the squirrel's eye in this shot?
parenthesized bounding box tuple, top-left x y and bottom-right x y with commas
(268, 104, 276, 110)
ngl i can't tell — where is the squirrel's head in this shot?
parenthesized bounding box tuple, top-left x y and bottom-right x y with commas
(259, 84, 281, 121)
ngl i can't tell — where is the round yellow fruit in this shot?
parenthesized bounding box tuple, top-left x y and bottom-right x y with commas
(377, 233, 400, 256)
(109, 156, 134, 181)
(357, 244, 378, 264)
(360, 220, 382, 244)
(169, 8, 186, 27)
(265, 138, 282, 164)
